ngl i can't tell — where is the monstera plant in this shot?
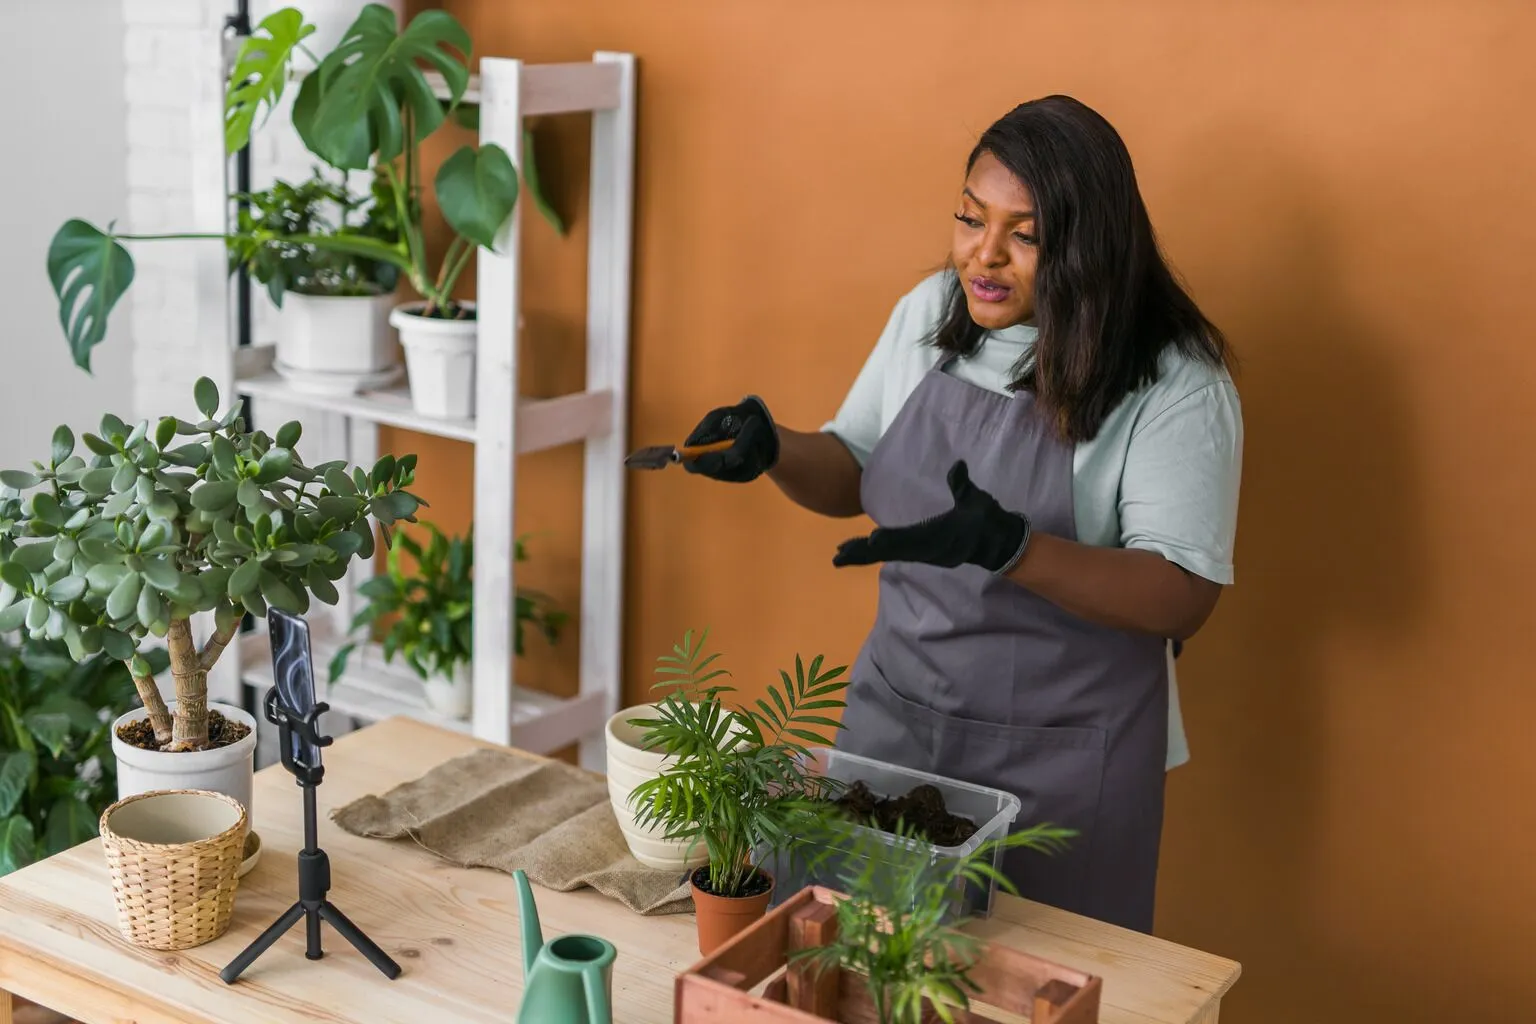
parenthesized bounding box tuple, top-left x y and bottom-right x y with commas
(48, 3, 561, 372)
(0, 376, 424, 752)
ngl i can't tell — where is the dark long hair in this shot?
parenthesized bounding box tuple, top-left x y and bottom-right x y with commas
(929, 95, 1233, 442)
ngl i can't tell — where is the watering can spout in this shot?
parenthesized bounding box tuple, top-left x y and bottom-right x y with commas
(513, 868, 543, 978)
(511, 867, 617, 1024)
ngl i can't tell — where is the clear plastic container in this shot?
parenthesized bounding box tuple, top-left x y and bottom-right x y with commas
(755, 746, 1022, 922)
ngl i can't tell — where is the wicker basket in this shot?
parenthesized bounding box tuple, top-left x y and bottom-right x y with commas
(99, 788, 249, 951)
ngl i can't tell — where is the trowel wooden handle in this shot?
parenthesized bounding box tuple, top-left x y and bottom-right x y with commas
(675, 440, 735, 460)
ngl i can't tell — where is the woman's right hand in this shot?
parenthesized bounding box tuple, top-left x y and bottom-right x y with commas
(683, 395, 780, 482)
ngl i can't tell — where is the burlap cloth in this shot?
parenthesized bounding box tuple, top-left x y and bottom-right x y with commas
(330, 747, 694, 915)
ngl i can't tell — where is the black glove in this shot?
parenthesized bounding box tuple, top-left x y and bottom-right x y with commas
(682, 395, 780, 483)
(832, 460, 1031, 574)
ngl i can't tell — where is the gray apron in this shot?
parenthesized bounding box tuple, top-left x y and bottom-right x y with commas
(834, 358, 1168, 933)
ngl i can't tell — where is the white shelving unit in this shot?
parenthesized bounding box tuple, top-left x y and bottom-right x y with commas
(211, 54, 636, 772)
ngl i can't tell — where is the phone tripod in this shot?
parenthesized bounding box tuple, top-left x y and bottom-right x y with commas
(220, 688, 402, 984)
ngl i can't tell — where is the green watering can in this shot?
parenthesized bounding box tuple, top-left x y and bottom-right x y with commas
(513, 868, 616, 1024)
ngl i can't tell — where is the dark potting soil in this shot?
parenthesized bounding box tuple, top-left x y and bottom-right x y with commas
(690, 865, 773, 899)
(115, 709, 250, 752)
(831, 780, 979, 846)
(415, 306, 477, 321)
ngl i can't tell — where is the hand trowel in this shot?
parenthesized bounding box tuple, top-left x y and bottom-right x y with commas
(624, 439, 734, 470)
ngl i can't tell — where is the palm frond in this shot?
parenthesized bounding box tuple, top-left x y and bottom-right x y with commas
(626, 633, 852, 898)
(790, 814, 1079, 1024)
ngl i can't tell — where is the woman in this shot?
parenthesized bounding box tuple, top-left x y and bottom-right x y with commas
(680, 95, 1242, 934)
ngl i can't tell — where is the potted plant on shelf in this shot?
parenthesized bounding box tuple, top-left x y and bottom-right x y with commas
(247, 2, 564, 419)
(328, 522, 566, 719)
(0, 635, 171, 876)
(626, 636, 852, 954)
(0, 376, 424, 842)
(228, 166, 405, 395)
(50, 4, 563, 422)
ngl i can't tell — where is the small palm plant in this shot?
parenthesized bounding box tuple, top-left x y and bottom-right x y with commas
(627, 631, 851, 900)
(793, 822, 1077, 1024)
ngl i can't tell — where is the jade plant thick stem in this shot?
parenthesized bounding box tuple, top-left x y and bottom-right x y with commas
(0, 377, 425, 751)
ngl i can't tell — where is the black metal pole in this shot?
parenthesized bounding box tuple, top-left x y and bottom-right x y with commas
(223, 1, 259, 706)
(225, 0, 252, 352)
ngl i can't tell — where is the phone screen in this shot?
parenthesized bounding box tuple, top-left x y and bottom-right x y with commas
(267, 608, 321, 771)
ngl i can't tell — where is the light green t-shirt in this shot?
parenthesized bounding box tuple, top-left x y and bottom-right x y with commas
(821, 271, 1244, 770)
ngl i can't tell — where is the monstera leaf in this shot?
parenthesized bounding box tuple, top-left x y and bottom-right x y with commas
(450, 107, 565, 236)
(223, 7, 316, 154)
(47, 221, 134, 373)
(294, 5, 471, 170)
(435, 143, 518, 250)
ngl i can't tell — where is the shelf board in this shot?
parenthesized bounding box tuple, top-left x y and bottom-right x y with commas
(424, 61, 623, 115)
(237, 625, 609, 754)
(234, 358, 614, 451)
(237, 372, 477, 443)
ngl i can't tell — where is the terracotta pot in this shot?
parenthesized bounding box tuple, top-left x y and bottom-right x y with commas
(690, 865, 775, 955)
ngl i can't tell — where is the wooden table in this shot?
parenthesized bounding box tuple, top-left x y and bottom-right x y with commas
(0, 717, 1240, 1023)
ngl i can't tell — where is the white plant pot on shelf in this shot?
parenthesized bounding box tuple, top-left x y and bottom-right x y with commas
(604, 703, 711, 872)
(393, 301, 477, 419)
(423, 661, 472, 720)
(111, 701, 261, 876)
(274, 291, 402, 395)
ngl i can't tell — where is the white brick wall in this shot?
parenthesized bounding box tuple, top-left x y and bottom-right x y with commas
(122, 0, 231, 422)
(123, 0, 208, 27)
(121, 0, 407, 396)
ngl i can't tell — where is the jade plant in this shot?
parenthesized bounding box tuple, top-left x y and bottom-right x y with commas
(328, 521, 566, 685)
(793, 822, 1078, 1024)
(48, 4, 563, 371)
(628, 630, 852, 899)
(0, 377, 424, 751)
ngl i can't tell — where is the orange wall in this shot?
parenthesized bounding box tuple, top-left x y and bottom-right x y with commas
(382, 3, 1536, 1021)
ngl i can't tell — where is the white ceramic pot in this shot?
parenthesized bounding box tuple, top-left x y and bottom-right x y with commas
(274, 292, 401, 395)
(112, 702, 258, 822)
(604, 703, 711, 872)
(423, 661, 471, 720)
(392, 301, 477, 419)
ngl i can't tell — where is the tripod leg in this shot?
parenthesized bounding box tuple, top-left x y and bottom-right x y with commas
(221, 902, 306, 984)
(306, 904, 324, 960)
(319, 902, 402, 980)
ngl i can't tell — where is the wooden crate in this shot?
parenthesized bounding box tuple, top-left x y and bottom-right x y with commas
(673, 886, 1101, 1024)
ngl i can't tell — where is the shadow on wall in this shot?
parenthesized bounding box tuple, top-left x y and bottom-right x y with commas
(1154, 125, 1431, 1021)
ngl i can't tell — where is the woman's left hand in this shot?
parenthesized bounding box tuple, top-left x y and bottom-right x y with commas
(832, 460, 1031, 573)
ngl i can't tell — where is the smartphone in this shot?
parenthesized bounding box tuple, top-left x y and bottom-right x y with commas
(267, 608, 322, 771)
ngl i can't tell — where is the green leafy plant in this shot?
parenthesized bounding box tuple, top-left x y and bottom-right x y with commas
(0, 637, 171, 875)
(227, 166, 402, 306)
(792, 822, 1077, 1024)
(328, 522, 565, 684)
(50, 3, 563, 371)
(649, 626, 730, 701)
(627, 630, 852, 898)
(0, 376, 425, 751)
